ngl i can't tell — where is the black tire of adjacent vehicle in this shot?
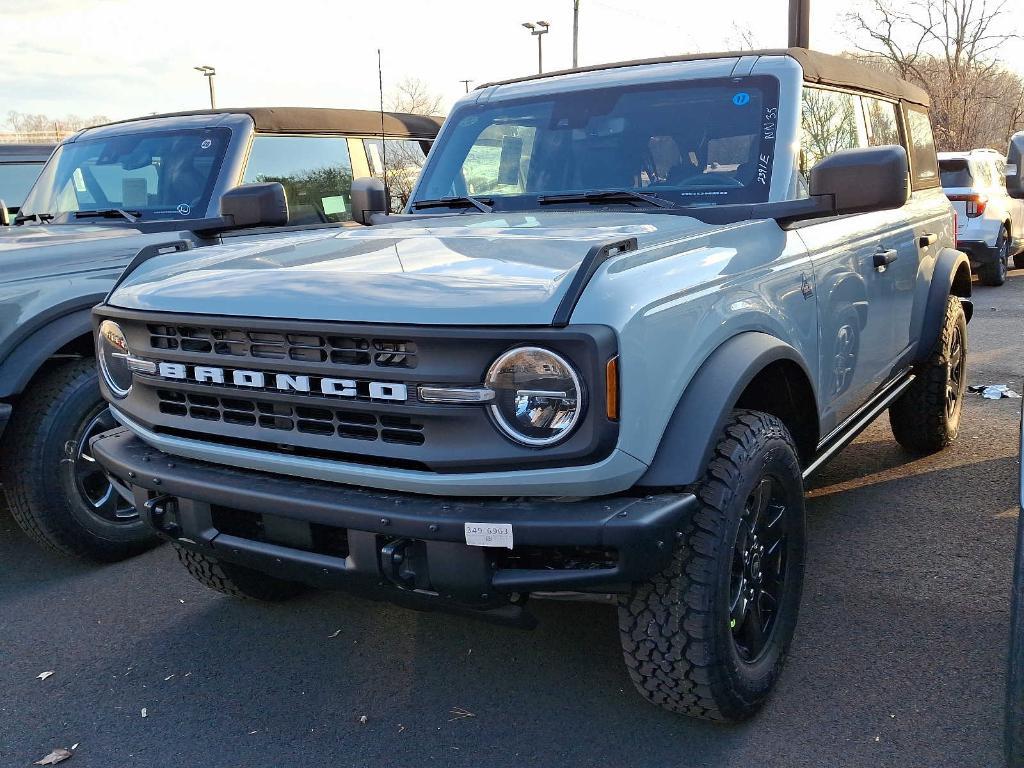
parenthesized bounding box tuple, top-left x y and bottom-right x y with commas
(618, 410, 806, 722)
(979, 227, 1010, 286)
(1, 358, 160, 561)
(1006, 491, 1024, 768)
(174, 545, 308, 601)
(889, 295, 967, 454)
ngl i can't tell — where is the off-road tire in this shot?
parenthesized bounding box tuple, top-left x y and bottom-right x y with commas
(979, 227, 1010, 286)
(1006, 495, 1024, 767)
(618, 410, 806, 722)
(175, 545, 307, 601)
(1, 358, 159, 561)
(889, 295, 967, 454)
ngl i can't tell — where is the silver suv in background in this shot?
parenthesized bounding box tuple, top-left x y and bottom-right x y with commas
(939, 148, 1024, 286)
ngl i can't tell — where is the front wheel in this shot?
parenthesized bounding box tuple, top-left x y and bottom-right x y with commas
(618, 410, 806, 721)
(175, 545, 308, 601)
(1, 358, 160, 561)
(889, 295, 967, 454)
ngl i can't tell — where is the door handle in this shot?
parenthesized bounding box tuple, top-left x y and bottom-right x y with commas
(919, 232, 938, 248)
(873, 249, 898, 272)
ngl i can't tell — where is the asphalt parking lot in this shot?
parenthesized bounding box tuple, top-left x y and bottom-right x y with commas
(2, 275, 1022, 768)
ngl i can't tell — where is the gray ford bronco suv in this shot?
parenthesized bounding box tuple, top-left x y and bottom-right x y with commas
(91, 49, 971, 720)
(0, 108, 440, 561)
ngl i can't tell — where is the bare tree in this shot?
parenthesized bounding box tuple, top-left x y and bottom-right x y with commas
(386, 77, 444, 116)
(5, 111, 109, 142)
(845, 0, 1023, 150)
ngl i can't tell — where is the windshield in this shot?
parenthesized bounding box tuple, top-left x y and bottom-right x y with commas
(939, 158, 973, 188)
(20, 127, 230, 221)
(0, 162, 46, 207)
(413, 76, 780, 211)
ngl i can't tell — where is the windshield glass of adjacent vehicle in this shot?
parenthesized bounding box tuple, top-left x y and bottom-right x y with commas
(20, 128, 230, 220)
(413, 76, 780, 210)
(939, 158, 973, 188)
(0, 162, 47, 207)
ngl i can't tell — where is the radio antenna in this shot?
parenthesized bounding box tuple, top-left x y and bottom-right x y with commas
(377, 48, 388, 201)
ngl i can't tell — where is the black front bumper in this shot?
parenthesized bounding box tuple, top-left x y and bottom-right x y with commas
(92, 428, 695, 615)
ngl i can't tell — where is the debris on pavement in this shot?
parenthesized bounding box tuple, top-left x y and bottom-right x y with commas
(141, 708, 147, 718)
(358, 715, 367, 724)
(968, 384, 1021, 399)
(327, 629, 342, 639)
(36, 671, 55, 681)
(448, 707, 476, 721)
(34, 748, 72, 765)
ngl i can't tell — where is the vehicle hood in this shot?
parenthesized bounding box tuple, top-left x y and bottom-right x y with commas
(109, 211, 755, 325)
(0, 223, 185, 282)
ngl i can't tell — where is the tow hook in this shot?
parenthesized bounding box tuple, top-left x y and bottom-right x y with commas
(144, 494, 179, 536)
(379, 538, 430, 590)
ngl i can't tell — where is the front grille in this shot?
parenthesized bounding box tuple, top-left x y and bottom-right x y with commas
(156, 389, 425, 445)
(147, 323, 417, 369)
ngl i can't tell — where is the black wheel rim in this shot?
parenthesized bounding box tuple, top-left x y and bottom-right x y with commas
(730, 476, 789, 663)
(946, 323, 965, 419)
(73, 408, 137, 523)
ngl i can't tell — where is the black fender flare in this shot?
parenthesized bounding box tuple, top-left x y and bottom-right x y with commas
(637, 332, 816, 488)
(916, 247, 972, 364)
(0, 306, 98, 399)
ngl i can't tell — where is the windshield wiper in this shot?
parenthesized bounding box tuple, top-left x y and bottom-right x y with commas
(74, 209, 141, 223)
(13, 212, 54, 225)
(410, 195, 493, 213)
(538, 190, 677, 209)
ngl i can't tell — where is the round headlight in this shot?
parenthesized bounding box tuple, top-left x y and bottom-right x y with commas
(98, 320, 132, 398)
(485, 346, 583, 446)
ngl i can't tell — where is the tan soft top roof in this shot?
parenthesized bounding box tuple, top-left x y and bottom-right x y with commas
(94, 108, 444, 138)
(479, 47, 930, 108)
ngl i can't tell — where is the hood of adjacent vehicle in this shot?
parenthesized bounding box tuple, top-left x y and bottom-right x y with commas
(109, 211, 752, 325)
(0, 223, 178, 282)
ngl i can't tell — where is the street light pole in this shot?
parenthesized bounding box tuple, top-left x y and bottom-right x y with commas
(459, 79, 473, 93)
(522, 21, 550, 74)
(572, 1, 580, 68)
(788, 0, 810, 47)
(194, 65, 216, 109)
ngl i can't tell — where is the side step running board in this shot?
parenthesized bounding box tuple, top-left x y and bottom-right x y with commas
(802, 374, 916, 480)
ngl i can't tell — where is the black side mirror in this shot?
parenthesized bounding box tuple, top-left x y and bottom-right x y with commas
(1007, 132, 1024, 200)
(219, 183, 289, 229)
(810, 145, 909, 215)
(351, 177, 388, 225)
(0, 201, 9, 227)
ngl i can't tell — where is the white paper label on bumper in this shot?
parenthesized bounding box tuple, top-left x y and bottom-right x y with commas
(464, 522, 514, 550)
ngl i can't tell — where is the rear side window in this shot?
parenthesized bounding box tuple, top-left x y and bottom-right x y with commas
(799, 88, 861, 178)
(243, 135, 353, 224)
(939, 158, 973, 188)
(861, 97, 900, 147)
(904, 106, 940, 189)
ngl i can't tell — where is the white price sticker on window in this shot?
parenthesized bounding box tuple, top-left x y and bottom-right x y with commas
(464, 522, 514, 550)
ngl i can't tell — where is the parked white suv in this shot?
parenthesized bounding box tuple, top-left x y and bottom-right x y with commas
(939, 148, 1024, 286)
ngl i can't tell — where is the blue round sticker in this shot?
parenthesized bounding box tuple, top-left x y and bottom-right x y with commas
(732, 92, 751, 106)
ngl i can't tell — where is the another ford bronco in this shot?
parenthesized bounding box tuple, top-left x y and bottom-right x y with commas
(0, 108, 440, 561)
(91, 49, 971, 720)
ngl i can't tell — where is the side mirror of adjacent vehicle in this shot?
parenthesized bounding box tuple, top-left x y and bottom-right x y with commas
(1006, 131, 1024, 200)
(0, 201, 9, 227)
(351, 177, 389, 225)
(810, 145, 909, 216)
(219, 183, 289, 229)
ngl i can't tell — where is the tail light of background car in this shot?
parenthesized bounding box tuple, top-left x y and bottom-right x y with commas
(947, 193, 988, 218)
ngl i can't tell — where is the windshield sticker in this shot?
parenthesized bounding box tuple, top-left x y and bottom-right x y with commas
(732, 92, 751, 107)
(201, 139, 212, 150)
(122, 178, 148, 208)
(176, 203, 191, 216)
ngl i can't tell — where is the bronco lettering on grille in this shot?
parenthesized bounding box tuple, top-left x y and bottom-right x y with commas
(156, 362, 408, 401)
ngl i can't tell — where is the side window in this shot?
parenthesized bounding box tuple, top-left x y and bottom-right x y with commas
(861, 97, 900, 147)
(363, 138, 430, 212)
(904, 106, 940, 189)
(460, 124, 538, 196)
(799, 88, 863, 190)
(243, 135, 353, 223)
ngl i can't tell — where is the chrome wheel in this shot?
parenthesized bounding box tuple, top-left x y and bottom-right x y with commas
(73, 408, 136, 522)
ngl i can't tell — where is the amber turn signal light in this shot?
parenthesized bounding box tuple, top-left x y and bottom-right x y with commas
(606, 356, 619, 421)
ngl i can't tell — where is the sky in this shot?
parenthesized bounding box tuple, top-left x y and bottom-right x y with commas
(4, 0, 1024, 124)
